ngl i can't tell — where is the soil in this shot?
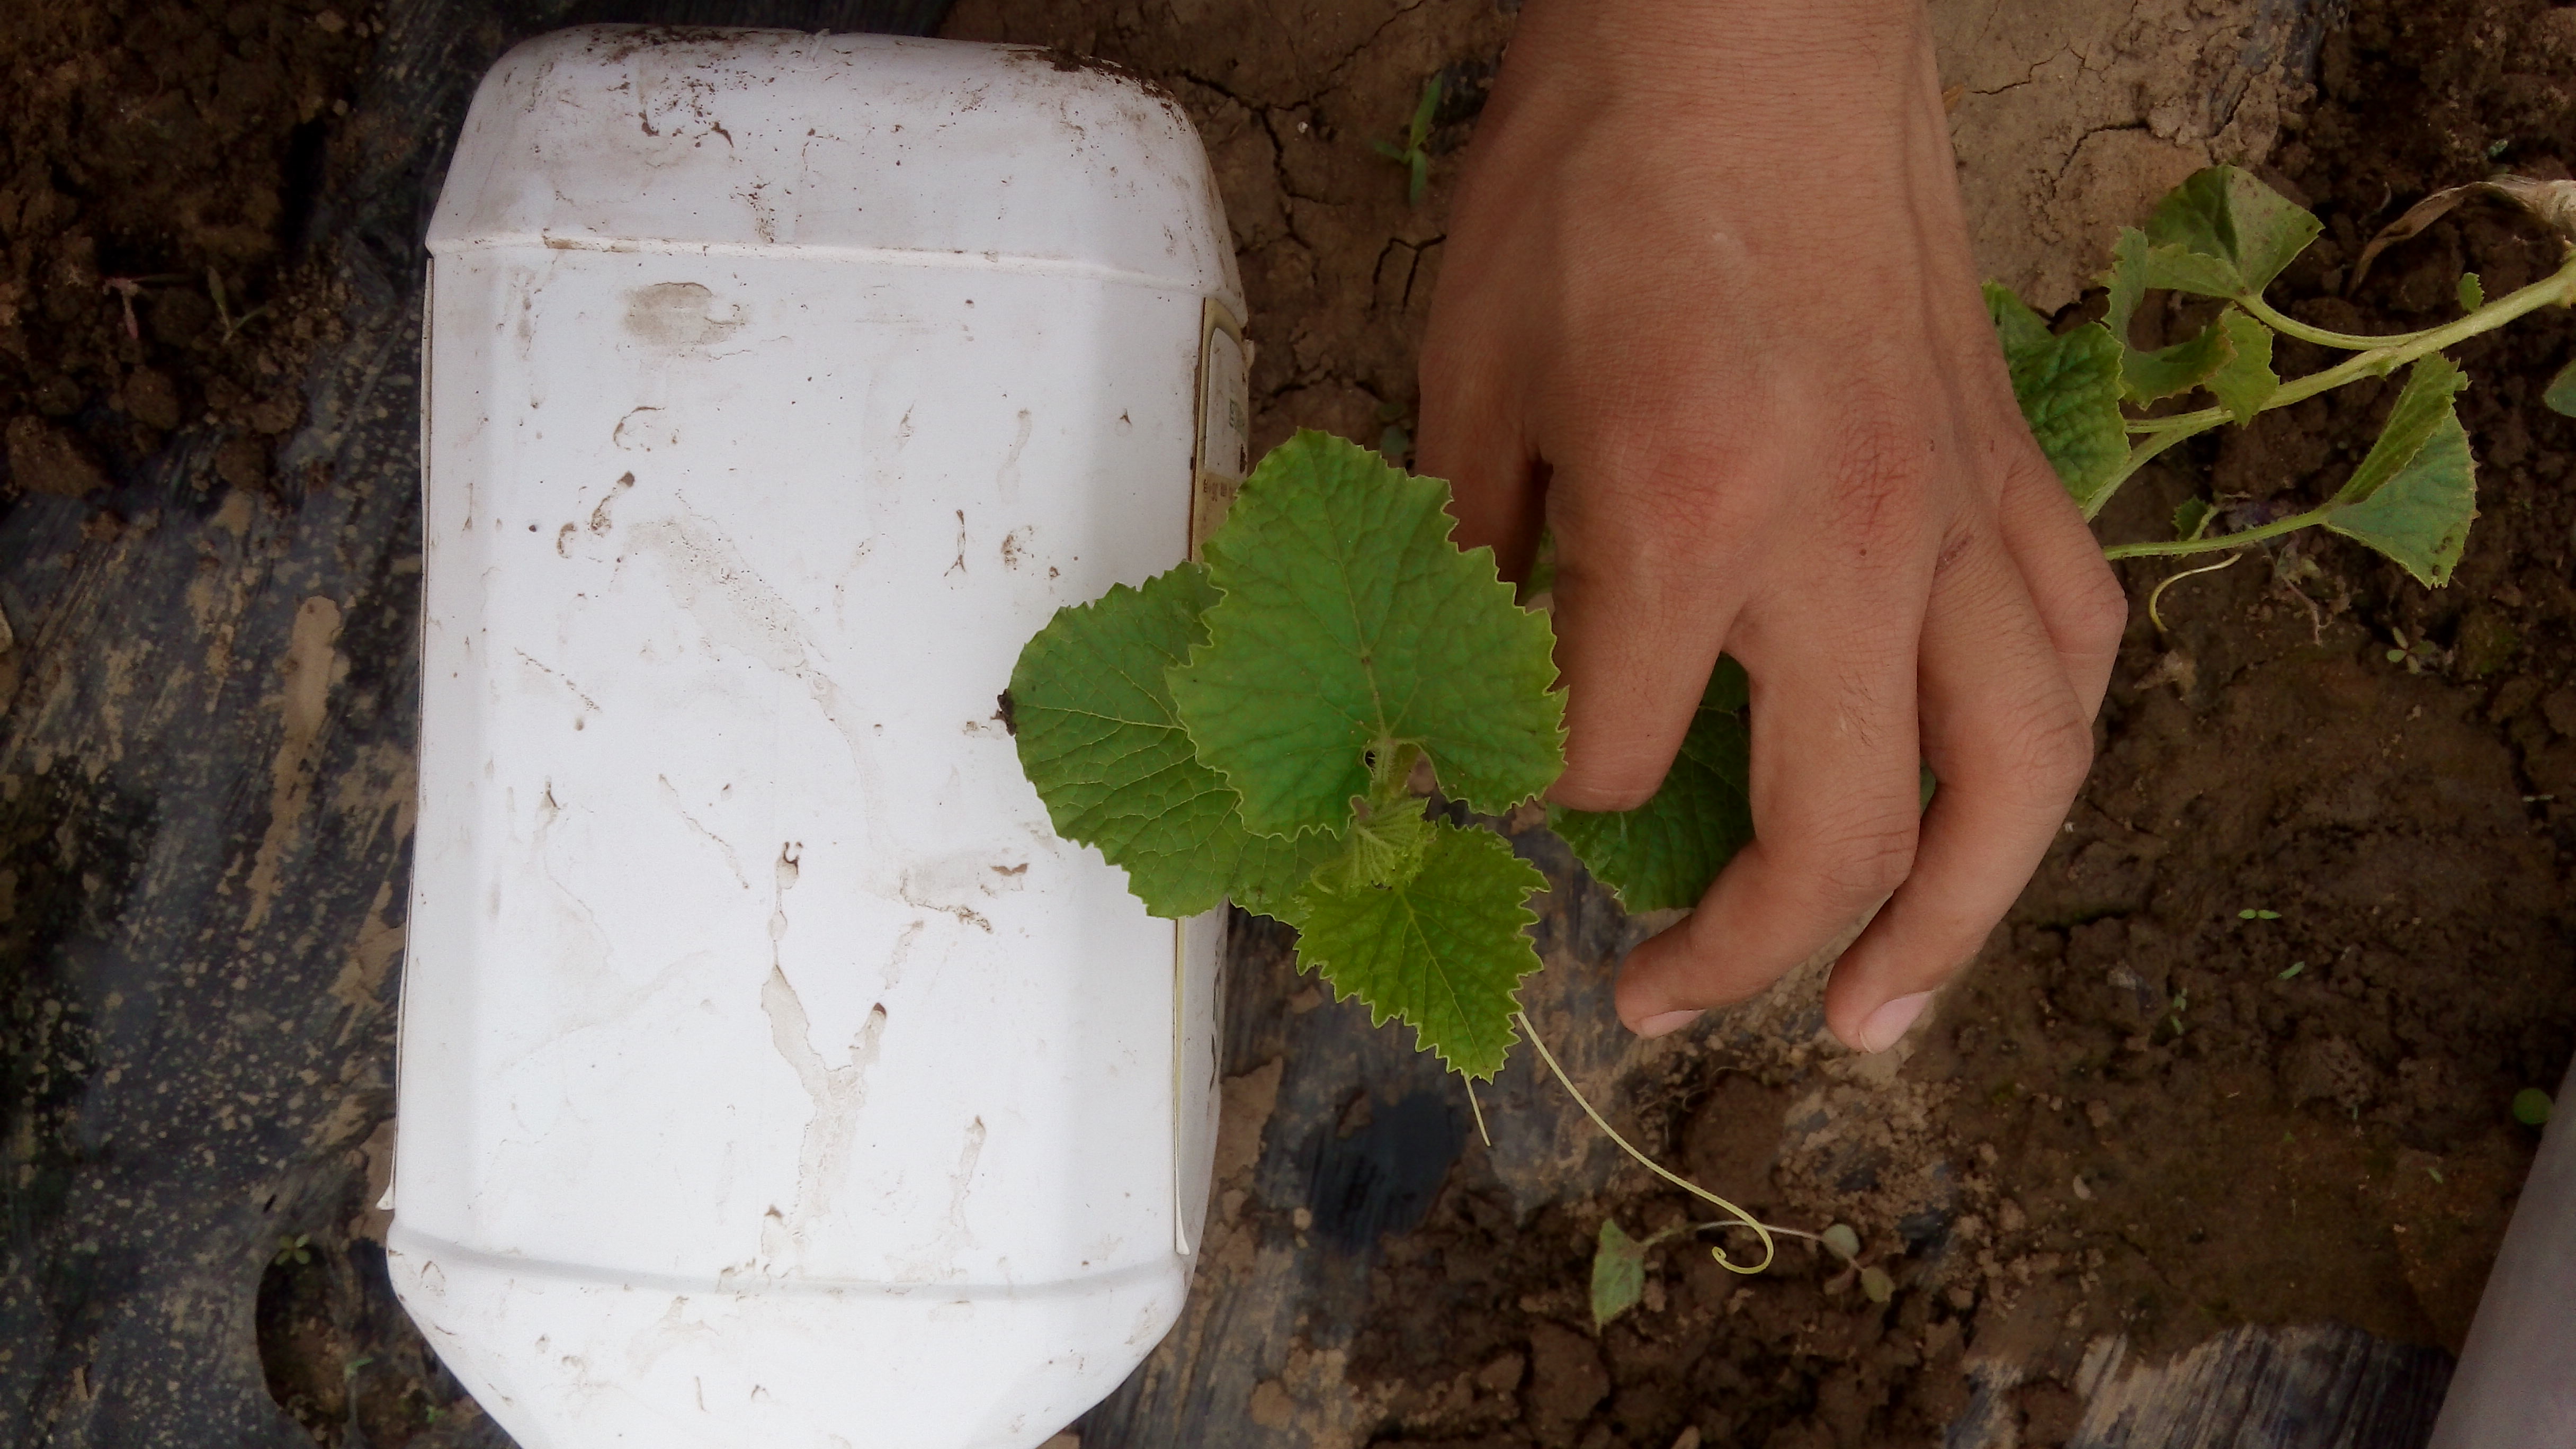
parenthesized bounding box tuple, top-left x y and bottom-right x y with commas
(3, 0, 2570, 1442)
(938, 0, 2576, 1445)
(0, 3, 491, 1445)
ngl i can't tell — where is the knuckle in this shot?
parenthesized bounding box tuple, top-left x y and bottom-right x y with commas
(1999, 701, 2098, 800)
(1802, 815, 1921, 906)
(2061, 560, 2132, 655)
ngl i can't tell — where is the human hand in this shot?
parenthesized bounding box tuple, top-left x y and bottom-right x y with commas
(1416, 0, 2126, 1052)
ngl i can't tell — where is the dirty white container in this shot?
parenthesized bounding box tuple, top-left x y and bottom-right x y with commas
(387, 27, 1250, 1448)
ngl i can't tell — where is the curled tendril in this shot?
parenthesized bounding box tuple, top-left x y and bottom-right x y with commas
(2146, 550, 2249, 633)
(1511, 1009, 1828, 1275)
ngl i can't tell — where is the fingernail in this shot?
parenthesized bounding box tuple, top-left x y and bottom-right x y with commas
(1633, 1009, 1703, 1040)
(1859, 991, 1935, 1053)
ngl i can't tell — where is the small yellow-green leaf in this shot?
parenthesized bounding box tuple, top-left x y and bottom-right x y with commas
(1821, 1223, 1861, 1262)
(1281, 816, 1546, 1079)
(1859, 1265, 1895, 1303)
(2144, 166, 2324, 298)
(1590, 1220, 1649, 1330)
(2205, 309, 2278, 424)
(1984, 284, 2128, 508)
(2459, 272, 2485, 311)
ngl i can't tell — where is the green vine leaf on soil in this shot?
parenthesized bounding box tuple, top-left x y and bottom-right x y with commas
(1985, 284, 2127, 509)
(2321, 355, 2477, 587)
(1280, 815, 1546, 1080)
(1170, 430, 1566, 838)
(1591, 1219, 1651, 1330)
(2136, 165, 2323, 299)
(1552, 657, 1754, 913)
(1007, 564, 1338, 917)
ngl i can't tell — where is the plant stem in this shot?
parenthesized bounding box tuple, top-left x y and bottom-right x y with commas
(2082, 425, 2196, 522)
(2233, 291, 2444, 352)
(2103, 500, 2337, 560)
(2088, 251, 2576, 531)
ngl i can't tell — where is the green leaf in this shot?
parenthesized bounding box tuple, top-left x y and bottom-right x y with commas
(2174, 497, 2213, 540)
(2105, 235, 2277, 415)
(2122, 315, 2234, 404)
(1591, 1220, 1648, 1330)
(1984, 284, 2128, 508)
(2333, 356, 2471, 505)
(1281, 816, 1546, 1079)
(2512, 1087, 2554, 1126)
(1171, 431, 1565, 838)
(2545, 358, 2576, 417)
(2205, 309, 2279, 424)
(1820, 1224, 1861, 1262)
(2321, 356, 2477, 586)
(2325, 416, 2476, 587)
(2459, 272, 2485, 311)
(1859, 1265, 1895, 1303)
(1552, 657, 1754, 912)
(2103, 228, 2151, 344)
(1007, 565, 1336, 917)
(2141, 166, 2323, 298)
(2139, 243, 2248, 298)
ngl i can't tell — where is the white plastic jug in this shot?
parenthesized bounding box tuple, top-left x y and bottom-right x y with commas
(387, 28, 1249, 1447)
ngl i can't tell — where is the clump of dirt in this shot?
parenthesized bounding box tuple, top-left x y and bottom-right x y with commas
(0, 0, 378, 513)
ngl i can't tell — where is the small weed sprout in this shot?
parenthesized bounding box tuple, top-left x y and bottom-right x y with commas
(1372, 75, 1443, 205)
(273, 1233, 312, 1268)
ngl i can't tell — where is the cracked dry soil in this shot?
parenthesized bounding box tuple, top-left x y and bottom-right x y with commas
(942, 0, 2576, 1445)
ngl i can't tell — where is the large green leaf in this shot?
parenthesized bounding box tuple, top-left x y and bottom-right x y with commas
(1552, 657, 1754, 913)
(1282, 817, 1546, 1080)
(1985, 284, 2128, 509)
(2322, 357, 2477, 587)
(1170, 431, 1566, 837)
(1007, 564, 1336, 917)
(2141, 166, 2323, 298)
